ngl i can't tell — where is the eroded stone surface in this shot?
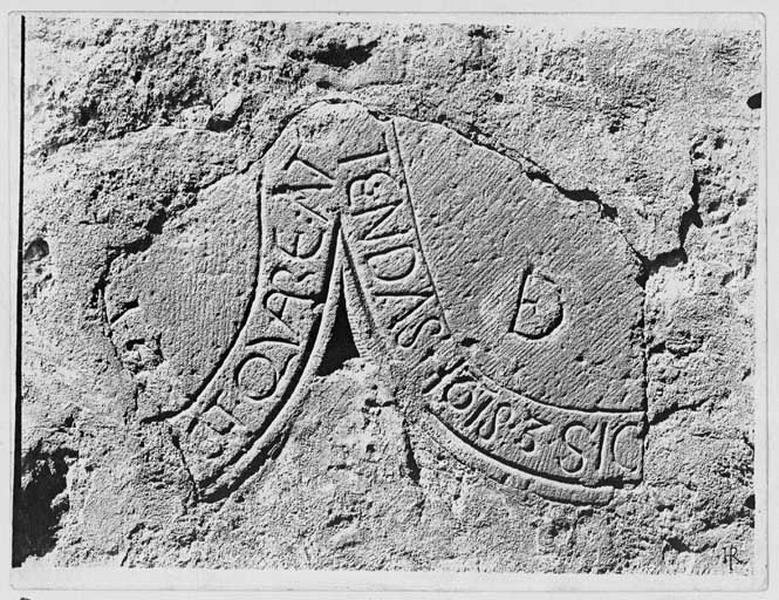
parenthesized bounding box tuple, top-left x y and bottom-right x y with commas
(16, 18, 759, 574)
(147, 101, 645, 504)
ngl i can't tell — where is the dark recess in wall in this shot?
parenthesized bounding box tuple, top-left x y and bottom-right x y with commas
(318, 287, 360, 375)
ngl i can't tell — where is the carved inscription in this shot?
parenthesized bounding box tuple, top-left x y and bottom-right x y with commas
(422, 362, 643, 486)
(343, 167, 448, 354)
(163, 133, 339, 494)
(155, 102, 646, 504)
(511, 269, 564, 339)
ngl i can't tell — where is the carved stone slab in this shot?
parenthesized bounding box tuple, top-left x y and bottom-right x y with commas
(159, 101, 646, 504)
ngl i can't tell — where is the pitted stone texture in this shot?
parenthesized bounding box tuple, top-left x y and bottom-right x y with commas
(17, 18, 759, 574)
(24, 20, 762, 261)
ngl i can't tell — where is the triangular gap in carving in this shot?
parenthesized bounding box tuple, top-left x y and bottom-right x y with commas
(317, 277, 360, 375)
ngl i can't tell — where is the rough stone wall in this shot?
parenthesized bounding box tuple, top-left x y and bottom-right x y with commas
(16, 18, 761, 572)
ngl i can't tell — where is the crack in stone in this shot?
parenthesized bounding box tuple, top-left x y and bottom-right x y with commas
(634, 168, 702, 287)
(524, 169, 619, 221)
(400, 426, 421, 485)
(377, 108, 702, 289)
(649, 396, 713, 426)
(167, 426, 200, 504)
(370, 108, 656, 273)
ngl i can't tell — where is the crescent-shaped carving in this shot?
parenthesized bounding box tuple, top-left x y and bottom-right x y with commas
(158, 101, 646, 504)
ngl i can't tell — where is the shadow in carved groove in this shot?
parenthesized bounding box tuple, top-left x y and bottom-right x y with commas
(317, 278, 360, 376)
